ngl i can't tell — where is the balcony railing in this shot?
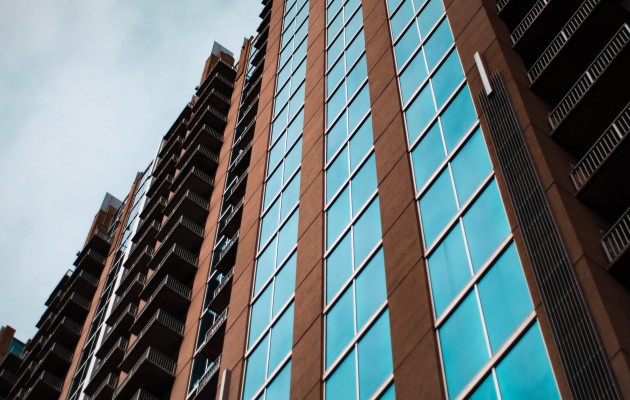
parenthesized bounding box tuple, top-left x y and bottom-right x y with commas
(113, 347, 176, 400)
(510, 0, 550, 44)
(90, 373, 118, 400)
(225, 168, 249, 205)
(208, 268, 234, 313)
(24, 370, 63, 400)
(549, 24, 630, 129)
(86, 337, 128, 394)
(99, 304, 137, 358)
(73, 249, 107, 276)
(132, 275, 192, 334)
(196, 308, 228, 359)
(143, 244, 198, 296)
(528, 0, 601, 83)
(129, 388, 161, 400)
(184, 123, 224, 154)
(192, 355, 221, 400)
(121, 310, 184, 371)
(570, 102, 630, 191)
(161, 189, 210, 230)
(602, 206, 630, 263)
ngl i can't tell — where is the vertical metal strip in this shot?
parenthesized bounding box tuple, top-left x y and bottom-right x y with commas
(477, 72, 620, 400)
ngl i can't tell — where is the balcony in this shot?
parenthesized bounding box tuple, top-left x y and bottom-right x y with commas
(528, 0, 628, 103)
(28, 343, 72, 386)
(15, 361, 36, 388)
(0, 349, 22, 373)
(84, 337, 128, 395)
(196, 72, 234, 99)
(152, 216, 204, 263)
(213, 231, 239, 274)
(176, 144, 220, 183)
(108, 273, 146, 324)
(233, 117, 256, 155)
(224, 169, 248, 206)
(79, 228, 113, 259)
(23, 371, 63, 400)
(550, 24, 630, 156)
(0, 369, 17, 396)
(242, 71, 263, 106)
(120, 310, 184, 372)
(119, 245, 154, 296)
(67, 269, 99, 299)
(229, 141, 252, 176)
(193, 89, 231, 118)
(132, 276, 191, 334)
(496, 0, 538, 30)
(47, 317, 82, 350)
(195, 308, 228, 360)
(73, 248, 107, 277)
(196, 59, 237, 98)
(188, 106, 227, 134)
(571, 102, 630, 220)
(142, 244, 198, 298)
(156, 136, 184, 166)
(163, 103, 192, 142)
(146, 173, 174, 201)
(139, 196, 166, 222)
(191, 356, 221, 400)
(510, 0, 584, 64)
(44, 279, 67, 311)
(129, 388, 161, 400)
(152, 155, 180, 185)
(159, 190, 209, 235)
(220, 199, 244, 239)
(99, 304, 137, 358)
(601, 206, 630, 283)
(171, 166, 215, 200)
(207, 268, 234, 314)
(237, 94, 259, 128)
(112, 348, 176, 400)
(55, 291, 90, 323)
(90, 373, 118, 400)
(184, 124, 223, 155)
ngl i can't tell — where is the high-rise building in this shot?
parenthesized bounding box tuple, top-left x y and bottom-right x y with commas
(1, 0, 629, 399)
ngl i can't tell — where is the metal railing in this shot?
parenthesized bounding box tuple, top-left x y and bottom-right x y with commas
(570, 102, 630, 190)
(129, 388, 161, 400)
(496, 0, 510, 12)
(528, 0, 600, 82)
(196, 355, 222, 395)
(91, 373, 118, 399)
(602, 206, 630, 262)
(114, 348, 176, 398)
(510, 0, 550, 44)
(125, 310, 184, 360)
(549, 24, 630, 129)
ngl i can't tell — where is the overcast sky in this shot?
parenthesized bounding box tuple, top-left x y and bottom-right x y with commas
(0, 0, 262, 341)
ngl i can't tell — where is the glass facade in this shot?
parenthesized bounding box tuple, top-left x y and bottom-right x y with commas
(67, 165, 151, 400)
(384, 0, 561, 398)
(241, 1, 308, 399)
(324, 0, 394, 398)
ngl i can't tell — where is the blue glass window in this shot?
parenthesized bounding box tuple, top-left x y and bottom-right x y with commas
(424, 19, 453, 71)
(357, 310, 394, 400)
(326, 233, 353, 303)
(395, 23, 420, 68)
(326, 351, 357, 400)
(478, 244, 533, 352)
(273, 253, 297, 316)
(440, 87, 476, 151)
(349, 116, 373, 171)
(400, 49, 428, 104)
(326, 287, 355, 367)
(351, 154, 377, 216)
(431, 50, 464, 108)
(462, 180, 510, 270)
(419, 168, 457, 246)
(417, 0, 444, 37)
(265, 361, 291, 400)
(405, 84, 436, 143)
(353, 198, 382, 267)
(440, 293, 489, 398)
(428, 224, 472, 316)
(411, 122, 445, 190)
(355, 249, 387, 330)
(327, 186, 351, 248)
(469, 375, 499, 400)
(496, 323, 561, 400)
(391, 0, 414, 41)
(450, 128, 491, 206)
(243, 334, 270, 400)
(268, 303, 294, 374)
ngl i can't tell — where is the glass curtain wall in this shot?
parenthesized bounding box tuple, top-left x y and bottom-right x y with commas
(385, 0, 561, 398)
(67, 166, 152, 400)
(323, 0, 395, 399)
(241, 0, 308, 399)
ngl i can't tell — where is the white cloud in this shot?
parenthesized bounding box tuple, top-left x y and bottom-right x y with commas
(0, 0, 262, 340)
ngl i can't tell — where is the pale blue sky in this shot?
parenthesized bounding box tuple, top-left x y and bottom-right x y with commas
(0, 0, 263, 340)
